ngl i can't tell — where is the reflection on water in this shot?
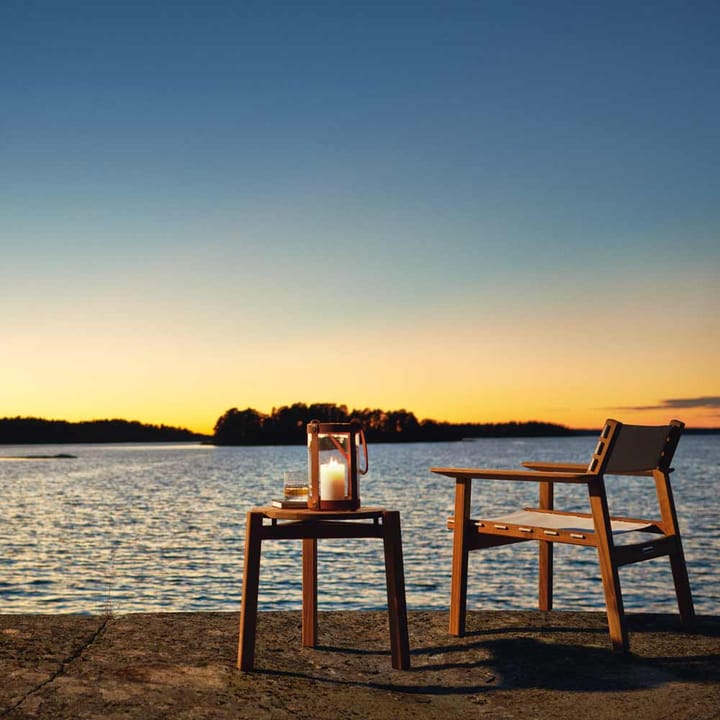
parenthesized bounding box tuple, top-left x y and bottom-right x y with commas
(0, 437, 717, 615)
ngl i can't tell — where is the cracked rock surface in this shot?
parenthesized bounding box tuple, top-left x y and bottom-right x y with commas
(1, 611, 719, 719)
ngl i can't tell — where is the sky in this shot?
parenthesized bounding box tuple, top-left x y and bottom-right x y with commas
(2, 0, 719, 434)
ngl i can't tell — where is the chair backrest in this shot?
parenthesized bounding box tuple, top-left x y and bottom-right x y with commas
(587, 418, 684, 475)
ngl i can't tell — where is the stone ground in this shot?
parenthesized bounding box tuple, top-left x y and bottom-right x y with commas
(1, 611, 719, 719)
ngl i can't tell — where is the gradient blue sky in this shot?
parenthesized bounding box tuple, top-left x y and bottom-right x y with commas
(2, 0, 719, 433)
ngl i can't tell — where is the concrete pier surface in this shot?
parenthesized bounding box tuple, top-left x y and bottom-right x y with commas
(1, 610, 718, 719)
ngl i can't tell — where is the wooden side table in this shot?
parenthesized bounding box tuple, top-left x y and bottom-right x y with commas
(237, 506, 411, 671)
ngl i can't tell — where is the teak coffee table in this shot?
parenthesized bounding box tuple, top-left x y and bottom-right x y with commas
(237, 506, 411, 670)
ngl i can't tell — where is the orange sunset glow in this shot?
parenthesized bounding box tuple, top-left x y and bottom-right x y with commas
(2, 3, 718, 437)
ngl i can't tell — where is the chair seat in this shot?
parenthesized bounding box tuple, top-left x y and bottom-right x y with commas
(481, 509, 652, 535)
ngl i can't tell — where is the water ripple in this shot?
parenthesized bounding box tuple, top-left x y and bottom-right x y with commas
(0, 437, 717, 615)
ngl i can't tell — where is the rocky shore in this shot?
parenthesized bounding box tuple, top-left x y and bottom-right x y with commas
(1, 610, 718, 719)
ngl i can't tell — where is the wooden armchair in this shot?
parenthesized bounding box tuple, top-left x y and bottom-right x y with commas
(432, 418, 695, 651)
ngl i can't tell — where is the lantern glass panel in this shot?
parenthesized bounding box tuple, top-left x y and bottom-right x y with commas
(316, 433, 350, 500)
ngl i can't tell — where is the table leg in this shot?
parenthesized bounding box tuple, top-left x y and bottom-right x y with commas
(302, 537, 318, 647)
(382, 511, 411, 670)
(238, 511, 263, 671)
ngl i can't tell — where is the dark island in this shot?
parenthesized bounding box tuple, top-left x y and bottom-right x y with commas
(211, 403, 587, 445)
(0, 417, 207, 445)
(211, 403, 720, 445)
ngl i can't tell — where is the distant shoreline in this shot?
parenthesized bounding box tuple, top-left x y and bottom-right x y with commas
(1, 427, 718, 447)
(2, 414, 718, 446)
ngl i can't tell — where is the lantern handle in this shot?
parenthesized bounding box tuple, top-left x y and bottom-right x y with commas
(326, 427, 369, 475)
(327, 432, 351, 463)
(358, 428, 369, 475)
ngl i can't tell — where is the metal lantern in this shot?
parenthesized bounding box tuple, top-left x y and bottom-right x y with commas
(307, 420, 368, 510)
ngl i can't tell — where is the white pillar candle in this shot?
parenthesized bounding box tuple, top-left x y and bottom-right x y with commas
(319, 458, 346, 500)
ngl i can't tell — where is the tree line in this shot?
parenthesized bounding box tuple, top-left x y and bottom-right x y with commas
(212, 403, 581, 445)
(0, 417, 204, 444)
(2, 408, 715, 446)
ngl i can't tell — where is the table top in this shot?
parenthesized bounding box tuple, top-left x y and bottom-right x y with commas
(252, 506, 391, 521)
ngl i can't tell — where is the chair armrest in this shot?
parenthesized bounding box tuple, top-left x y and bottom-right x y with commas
(430, 467, 593, 484)
(522, 461, 588, 473)
(521, 461, 662, 477)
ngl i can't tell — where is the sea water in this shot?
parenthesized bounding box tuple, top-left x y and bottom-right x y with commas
(0, 436, 717, 615)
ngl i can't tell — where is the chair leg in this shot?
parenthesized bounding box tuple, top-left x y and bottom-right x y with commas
(238, 511, 263, 671)
(538, 481, 553, 611)
(668, 542, 695, 626)
(589, 480, 628, 652)
(382, 511, 410, 670)
(653, 469, 695, 626)
(539, 541, 553, 611)
(596, 544, 627, 652)
(302, 538, 318, 647)
(450, 478, 472, 636)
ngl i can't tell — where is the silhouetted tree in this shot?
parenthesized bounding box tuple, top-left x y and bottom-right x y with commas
(306, 403, 349, 423)
(263, 403, 309, 443)
(213, 408, 265, 445)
